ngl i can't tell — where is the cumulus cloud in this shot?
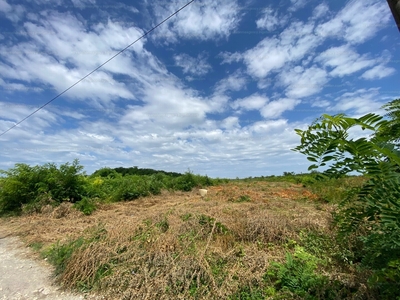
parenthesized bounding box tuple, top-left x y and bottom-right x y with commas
(326, 88, 386, 116)
(0, 11, 171, 107)
(260, 98, 301, 119)
(0, 0, 24, 22)
(219, 51, 242, 64)
(215, 72, 247, 94)
(256, 7, 287, 31)
(220, 116, 240, 129)
(152, 0, 241, 42)
(279, 66, 328, 98)
(242, 21, 321, 79)
(0, 0, 11, 13)
(120, 81, 211, 130)
(231, 94, 269, 111)
(361, 65, 396, 80)
(288, 0, 309, 12)
(312, 3, 329, 19)
(174, 53, 211, 76)
(316, 45, 375, 77)
(70, 0, 96, 8)
(316, 0, 391, 44)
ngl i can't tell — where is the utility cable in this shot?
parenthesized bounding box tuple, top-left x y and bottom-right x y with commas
(0, 0, 195, 137)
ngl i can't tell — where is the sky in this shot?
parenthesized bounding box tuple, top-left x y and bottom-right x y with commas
(0, 0, 399, 178)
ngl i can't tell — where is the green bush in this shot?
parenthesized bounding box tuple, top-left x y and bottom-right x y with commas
(74, 197, 97, 215)
(0, 159, 86, 214)
(173, 171, 197, 191)
(292, 100, 400, 298)
(264, 247, 332, 299)
(45, 237, 86, 275)
(111, 175, 150, 201)
(228, 286, 266, 300)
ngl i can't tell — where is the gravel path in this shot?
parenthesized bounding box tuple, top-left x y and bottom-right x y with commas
(0, 234, 86, 300)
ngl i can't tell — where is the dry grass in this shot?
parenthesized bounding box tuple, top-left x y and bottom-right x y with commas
(0, 181, 334, 299)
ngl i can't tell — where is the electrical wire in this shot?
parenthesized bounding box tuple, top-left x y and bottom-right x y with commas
(0, 0, 195, 138)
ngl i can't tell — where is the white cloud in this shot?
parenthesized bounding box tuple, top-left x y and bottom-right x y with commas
(256, 7, 287, 31)
(327, 88, 386, 116)
(242, 21, 321, 79)
(289, 0, 309, 12)
(215, 72, 247, 94)
(0, 12, 164, 106)
(311, 100, 330, 108)
(250, 119, 288, 133)
(361, 65, 396, 80)
(120, 81, 211, 130)
(316, 45, 375, 77)
(279, 66, 328, 98)
(70, 0, 95, 8)
(0, 0, 24, 22)
(260, 98, 301, 119)
(152, 0, 241, 42)
(231, 94, 269, 111)
(316, 0, 391, 44)
(312, 3, 329, 19)
(0, 101, 59, 132)
(221, 116, 240, 129)
(0, 0, 11, 13)
(219, 51, 242, 64)
(174, 53, 211, 76)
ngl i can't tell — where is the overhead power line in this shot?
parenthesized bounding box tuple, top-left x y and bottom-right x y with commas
(0, 0, 195, 138)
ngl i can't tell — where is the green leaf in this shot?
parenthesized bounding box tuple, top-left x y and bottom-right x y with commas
(308, 164, 318, 170)
(321, 156, 336, 162)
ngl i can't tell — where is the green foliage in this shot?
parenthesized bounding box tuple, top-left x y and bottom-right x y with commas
(293, 100, 400, 297)
(73, 197, 96, 215)
(90, 167, 120, 179)
(0, 159, 86, 214)
(302, 175, 366, 203)
(198, 214, 229, 235)
(156, 218, 169, 233)
(376, 99, 400, 146)
(265, 247, 331, 299)
(369, 259, 400, 299)
(228, 286, 266, 300)
(0, 161, 221, 215)
(229, 195, 251, 203)
(111, 175, 151, 201)
(45, 237, 86, 275)
(93, 166, 182, 177)
(85, 170, 216, 201)
(44, 225, 109, 290)
(172, 171, 197, 191)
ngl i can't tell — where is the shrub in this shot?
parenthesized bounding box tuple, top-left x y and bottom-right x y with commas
(264, 247, 331, 299)
(45, 237, 86, 275)
(173, 171, 197, 191)
(74, 197, 97, 215)
(111, 175, 150, 201)
(0, 159, 86, 214)
(292, 102, 400, 297)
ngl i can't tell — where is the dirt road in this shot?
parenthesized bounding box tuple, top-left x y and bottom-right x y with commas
(0, 234, 85, 300)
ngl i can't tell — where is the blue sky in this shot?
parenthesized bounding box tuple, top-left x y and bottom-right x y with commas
(0, 0, 399, 178)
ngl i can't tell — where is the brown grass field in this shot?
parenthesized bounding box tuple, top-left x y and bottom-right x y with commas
(0, 181, 352, 299)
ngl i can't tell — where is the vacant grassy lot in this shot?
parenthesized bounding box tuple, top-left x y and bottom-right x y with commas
(0, 179, 371, 299)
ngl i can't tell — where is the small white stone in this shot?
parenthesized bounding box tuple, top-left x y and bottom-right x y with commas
(199, 189, 208, 197)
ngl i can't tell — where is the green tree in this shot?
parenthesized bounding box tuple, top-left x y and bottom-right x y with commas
(292, 102, 400, 297)
(0, 159, 86, 213)
(376, 99, 400, 147)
